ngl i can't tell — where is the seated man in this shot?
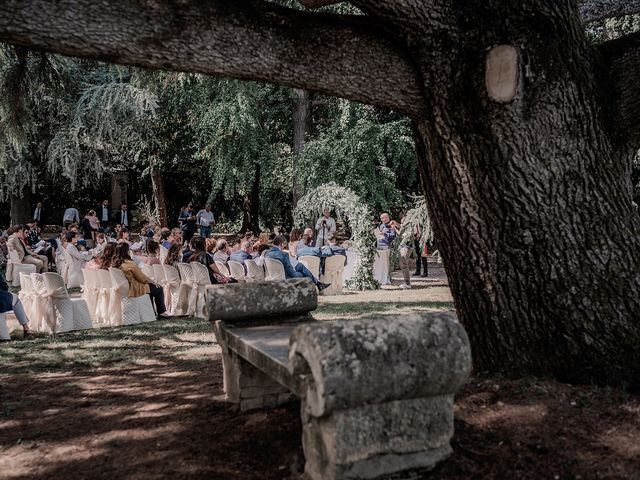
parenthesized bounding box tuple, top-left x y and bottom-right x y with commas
(229, 241, 254, 271)
(7, 225, 49, 273)
(326, 236, 348, 263)
(296, 234, 324, 258)
(266, 236, 330, 291)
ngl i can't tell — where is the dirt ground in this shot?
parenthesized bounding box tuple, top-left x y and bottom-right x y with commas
(1, 265, 639, 479)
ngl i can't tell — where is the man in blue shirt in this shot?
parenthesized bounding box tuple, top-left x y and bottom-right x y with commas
(266, 236, 330, 291)
(229, 241, 254, 271)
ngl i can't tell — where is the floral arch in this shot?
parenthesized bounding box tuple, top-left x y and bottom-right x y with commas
(293, 182, 379, 290)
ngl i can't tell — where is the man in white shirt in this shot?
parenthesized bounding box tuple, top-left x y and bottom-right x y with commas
(315, 209, 336, 247)
(33, 202, 44, 224)
(62, 207, 80, 227)
(98, 199, 110, 230)
(196, 204, 215, 238)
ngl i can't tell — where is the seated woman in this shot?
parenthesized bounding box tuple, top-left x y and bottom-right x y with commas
(213, 239, 230, 263)
(164, 243, 182, 267)
(111, 243, 171, 318)
(252, 232, 270, 253)
(288, 228, 302, 258)
(141, 240, 161, 265)
(185, 237, 236, 284)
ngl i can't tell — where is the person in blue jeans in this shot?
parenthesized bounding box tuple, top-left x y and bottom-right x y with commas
(265, 236, 330, 291)
(0, 271, 33, 341)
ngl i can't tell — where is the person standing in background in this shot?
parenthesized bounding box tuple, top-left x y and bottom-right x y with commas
(32, 201, 45, 224)
(62, 206, 80, 228)
(373, 212, 399, 285)
(196, 204, 215, 238)
(314, 209, 336, 247)
(114, 204, 130, 229)
(98, 199, 110, 231)
(179, 203, 197, 244)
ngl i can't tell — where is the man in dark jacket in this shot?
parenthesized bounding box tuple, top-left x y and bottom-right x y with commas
(0, 271, 33, 341)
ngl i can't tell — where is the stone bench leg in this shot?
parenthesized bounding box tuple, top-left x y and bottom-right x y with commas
(220, 348, 294, 411)
(301, 395, 454, 480)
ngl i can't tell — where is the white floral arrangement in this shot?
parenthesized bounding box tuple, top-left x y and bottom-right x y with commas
(294, 182, 379, 290)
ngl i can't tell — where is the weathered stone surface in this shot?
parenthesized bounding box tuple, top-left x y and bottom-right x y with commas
(207, 278, 317, 323)
(289, 312, 471, 417)
(302, 395, 454, 480)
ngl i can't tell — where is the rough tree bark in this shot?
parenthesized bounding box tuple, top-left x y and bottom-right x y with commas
(241, 164, 261, 234)
(292, 88, 313, 207)
(10, 186, 32, 225)
(150, 165, 168, 227)
(2, 0, 640, 386)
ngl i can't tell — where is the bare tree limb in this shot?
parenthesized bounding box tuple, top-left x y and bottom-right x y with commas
(0, 0, 426, 118)
(297, 0, 344, 8)
(580, 0, 640, 23)
(599, 30, 640, 142)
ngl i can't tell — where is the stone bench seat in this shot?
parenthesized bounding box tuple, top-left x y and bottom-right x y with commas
(208, 278, 471, 480)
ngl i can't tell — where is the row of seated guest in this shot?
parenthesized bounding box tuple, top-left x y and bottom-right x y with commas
(265, 236, 330, 291)
(163, 239, 236, 284)
(7, 225, 49, 273)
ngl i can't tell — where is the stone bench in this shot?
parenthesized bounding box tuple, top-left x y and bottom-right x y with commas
(208, 278, 471, 480)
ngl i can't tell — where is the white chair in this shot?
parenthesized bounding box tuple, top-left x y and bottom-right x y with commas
(97, 269, 118, 326)
(159, 244, 169, 263)
(176, 263, 198, 317)
(264, 258, 286, 281)
(81, 269, 100, 321)
(163, 264, 187, 316)
(18, 273, 44, 331)
(108, 267, 156, 325)
(141, 263, 156, 283)
(30, 273, 59, 333)
(245, 259, 265, 282)
(55, 247, 67, 277)
(227, 261, 246, 282)
(298, 256, 321, 279)
(62, 248, 83, 288)
(41, 272, 93, 333)
(214, 260, 230, 277)
(320, 255, 346, 296)
(190, 262, 211, 318)
(7, 249, 37, 286)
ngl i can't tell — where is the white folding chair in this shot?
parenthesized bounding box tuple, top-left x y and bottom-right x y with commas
(18, 273, 44, 332)
(38, 272, 91, 333)
(320, 255, 346, 296)
(190, 262, 211, 318)
(163, 264, 187, 316)
(176, 263, 198, 317)
(298, 256, 321, 279)
(264, 258, 286, 281)
(7, 249, 37, 286)
(81, 269, 99, 321)
(141, 263, 156, 283)
(227, 261, 246, 282)
(245, 259, 265, 282)
(159, 244, 169, 263)
(97, 269, 118, 326)
(214, 260, 230, 277)
(108, 267, 156, 325)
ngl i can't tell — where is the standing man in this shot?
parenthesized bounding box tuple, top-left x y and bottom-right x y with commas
(373, 212, 399, 286)
(179, 203, 197, 244)
(196, 204, 215, 238)
(314, 208, 336, 247)
(32, 201, 44, 224)
(98, 199, 110, 231)
(114, 204, 130, 229)
(62, 206, 80, 228)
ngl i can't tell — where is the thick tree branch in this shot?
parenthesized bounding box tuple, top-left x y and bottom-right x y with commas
(580, 0, 640, 23)
(599, 30, 640, 142)
(0, 0, 426, 118)
(297, 0, 343, 8)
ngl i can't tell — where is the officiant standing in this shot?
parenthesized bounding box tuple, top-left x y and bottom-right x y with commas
(374, 212, 400, 285)
(314, 209, 336, 247)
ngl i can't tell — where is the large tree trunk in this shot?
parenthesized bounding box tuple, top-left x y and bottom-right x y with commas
(150, 166, 168, 227)
(10, 186, 32, 225)
(292, 88, 312, 208)
(411, 1, 640, 385)
(240, 163, 261, 233)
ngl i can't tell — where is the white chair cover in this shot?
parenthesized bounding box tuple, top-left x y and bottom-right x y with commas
(0, 313, 9, 340)
(8, 249, 37, 286)
(43, 272, 92, 331)
(35, 272, 73, 333)
(141, 263, 156, 283)
(159, 245, 169, 263)
(245, 259, 265, 282)
(320, 255, 346, 296)
(18, 273, 36, 329)
(97, 269, 120, 327)
(81, 269, 99, 321)
(264, 258, 286, 281)
(214, 260, 230, 277)
(190, 262, 211, 318)
(227, 261, 246, 282)
(298, 256, 321, 279)
(176, 263, 198, 317)
(63, 247, 84, 289)
(56, 248, 67, 278)
(109, 267, 154, 325)
(163, 264, 187, 316)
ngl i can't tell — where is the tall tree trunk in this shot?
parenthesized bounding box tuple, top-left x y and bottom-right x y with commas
(292, 88, 312, 208)
(241, 163, 261, 233)
(10, 185, 32, 225)
(411, 1, 640, 385)
(150, 166, 168, 227)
